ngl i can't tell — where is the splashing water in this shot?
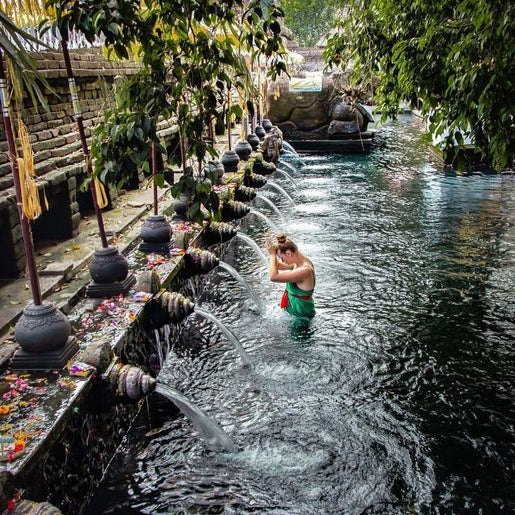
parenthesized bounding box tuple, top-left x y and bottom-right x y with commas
(194, 307, 252, 367)
(248, 208, 280, 232)
(278, 159, 299, 176)
(275, 168, 297, 187)
(218, 261, 263, 312)
(155, 383, 238, 452)
(255, 194, 285, 222)
(234, 232, 269, 267)
(263, 180, 296, 206)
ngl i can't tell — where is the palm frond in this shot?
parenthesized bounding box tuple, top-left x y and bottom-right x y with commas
(0, 8, 50, 109)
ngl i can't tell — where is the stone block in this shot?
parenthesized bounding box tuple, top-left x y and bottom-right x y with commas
(76, 340, 113, 373)
(48, 171, 68, 186)
(64, 133, 79, 144)
(71, 212, 81, 231)
(40, 261, 74, 276)
(34, 150, 51, 164)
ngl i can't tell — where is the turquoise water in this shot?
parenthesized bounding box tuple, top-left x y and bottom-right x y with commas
(87, 117, 514, 514)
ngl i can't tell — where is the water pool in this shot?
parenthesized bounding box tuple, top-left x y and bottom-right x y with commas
(87, 116, 514, 515)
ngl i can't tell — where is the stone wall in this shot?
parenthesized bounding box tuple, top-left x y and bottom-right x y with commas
(0, 49, 179, 280)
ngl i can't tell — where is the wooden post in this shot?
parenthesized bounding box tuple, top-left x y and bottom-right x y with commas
(152, 142, 158, 215)
(0, 51, 42, 305)
(61, 35, 108, 248)
(227, 90, 232, 150)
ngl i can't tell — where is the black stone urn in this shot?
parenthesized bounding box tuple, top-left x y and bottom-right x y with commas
(221, 150, 240, 173)
(139, 214, 172, 254)
(15, 302, 71, 353)
(206, 160, 225, 185)
(234, 184, 257, 202)
(89, 246, 129, 284)
(246, 133, 260, 151)
(171, 193, 192, 222)
(255, 125, 266, 141)
(139, 215, 171, 244)
(234, 140, 253, 161)
(262, 118, 273, 132)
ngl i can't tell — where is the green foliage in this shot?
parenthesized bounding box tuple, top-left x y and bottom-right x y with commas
(281, 0, 339, 47)
(46, 0, 287, 218)
(0, 10, 50, 109)
(170, 167, 221, 224)
(324, 0, 515, 169)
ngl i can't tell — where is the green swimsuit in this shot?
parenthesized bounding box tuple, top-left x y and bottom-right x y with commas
(280, 271, 315, 319)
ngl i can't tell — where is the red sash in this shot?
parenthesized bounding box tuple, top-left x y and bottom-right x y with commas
(280, 290, 289, 309)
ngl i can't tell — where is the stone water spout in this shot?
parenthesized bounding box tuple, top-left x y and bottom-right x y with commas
(107, 362, 156, 401)
(183, 248, 220, 278)
(201, 221, 238, 246)
(242, 170, 267, 189)
(233, 184, 257, 202)
(154, 291, 195, 325)
(252, 155, 276, 176)
(220, 200, 251, 222)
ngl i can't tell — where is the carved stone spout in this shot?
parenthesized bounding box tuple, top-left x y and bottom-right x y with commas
(108, 363, 156, 401)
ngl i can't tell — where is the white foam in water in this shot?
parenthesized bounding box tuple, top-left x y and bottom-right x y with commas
(285, 222, 321, 233)
(299, 189, 327, 200)
(295, 204, 332, 215)
(300, 177, 335, 186)
(229, 442, 331, 476)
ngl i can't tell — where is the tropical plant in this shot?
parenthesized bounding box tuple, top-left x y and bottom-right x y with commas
(324, 0, 515, 169)
(0, 3, 50, 108)
(46, 0, 287, 222)
(280, 0, 339, 47)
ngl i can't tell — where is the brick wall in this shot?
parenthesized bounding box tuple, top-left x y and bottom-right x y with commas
(0, 48, 180, 279)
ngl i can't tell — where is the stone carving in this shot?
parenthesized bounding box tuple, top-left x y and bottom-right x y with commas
(15, 302, 71, 353)
(201, 221, 237, 246)
(267, 76, 375, 151)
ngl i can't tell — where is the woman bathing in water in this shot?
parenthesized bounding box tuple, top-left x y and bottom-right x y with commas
(265, 234, 315, 319)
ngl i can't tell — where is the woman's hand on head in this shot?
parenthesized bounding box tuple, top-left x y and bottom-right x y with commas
(265, 238, 276, 256)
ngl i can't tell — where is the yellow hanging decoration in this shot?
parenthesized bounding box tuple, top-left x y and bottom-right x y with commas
(94, 178, 109, 209)
(16, 118, 46, 220)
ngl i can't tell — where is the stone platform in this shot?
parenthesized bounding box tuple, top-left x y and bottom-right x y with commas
(0, 127, 243, 513)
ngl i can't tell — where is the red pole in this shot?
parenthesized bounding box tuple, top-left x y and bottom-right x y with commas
(179, 128, 187, 175)
(0, 51, 42, 305)
(61, 36, 108, 248)
(152, 142, 158, 215)
(227, 90, 232, 150)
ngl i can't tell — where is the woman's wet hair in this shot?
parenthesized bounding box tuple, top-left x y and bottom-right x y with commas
(276, 233, 298, 253)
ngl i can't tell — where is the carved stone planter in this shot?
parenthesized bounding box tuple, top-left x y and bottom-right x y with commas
(246, 133, 260, 151)
(139, 215, 172, 254)
(221, 150, 240, 173)
(234, 140, 253, 161)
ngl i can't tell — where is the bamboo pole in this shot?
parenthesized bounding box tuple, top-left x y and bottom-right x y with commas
(152, 142, 158, 215)
(61, 34, 108, 248)
(0, 50, 42, 305)
(227, 90, 232, 150)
